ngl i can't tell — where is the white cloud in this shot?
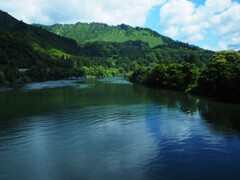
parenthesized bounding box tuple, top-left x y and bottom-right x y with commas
(160, 0, 195, 26)
(159, 0, 240, 50)
(186, 33, 204, 42)
(211, 3, 240, 37)
(1, 0, 239, 50)
(231, 36, 240, 45)
(159, 0, 207, 43)
(205, 0, 232, 13)
(0, 0, 165, 26)
(227, 33, 240, 49)
(218, 41, 228, 50)
(202, 45, 217, 51)
(164, 27, 179, 37)
(180, 25, 204, 42)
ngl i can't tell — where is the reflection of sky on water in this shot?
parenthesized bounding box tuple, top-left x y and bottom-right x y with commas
(0, 87, 13, 92)
(23, 80, 93, 90)
(0, 104, 157, 179)
(1, 77, 240, 179)
(144, 103, 240, 179)
(144, 103, 233, 144)
(1, 77, 128, 92)
(97, 77, 132, 85)
(145, 104, 196, 141)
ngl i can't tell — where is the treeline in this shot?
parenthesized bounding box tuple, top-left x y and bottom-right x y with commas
(80, 40, 213, 63)
(0, 28, 78, 84)
(0, 27, 214, 85)
(0, 10, 214, 85)
(130, 51, 240, 102)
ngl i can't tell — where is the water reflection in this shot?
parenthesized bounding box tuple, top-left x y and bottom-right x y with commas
(141, 87, 240, 179)
(1, 77, 240, 179)
(139, 86, 240, 136)
(198, 99, 240, 134)
(1, 78, 240, 140)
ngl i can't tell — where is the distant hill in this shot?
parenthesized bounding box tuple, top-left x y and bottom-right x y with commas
(36, 22, 214, 63)
(36, 23, 171, 48)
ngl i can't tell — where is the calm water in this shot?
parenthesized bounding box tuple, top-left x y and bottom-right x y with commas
(1, 77, 240, 179)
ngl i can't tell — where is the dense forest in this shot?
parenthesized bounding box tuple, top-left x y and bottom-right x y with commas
(0, 10, 214, 85)
(0, 10, 239, 102)
(130, 51, 240, 102)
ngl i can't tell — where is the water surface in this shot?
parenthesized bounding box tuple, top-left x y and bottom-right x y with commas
(1, 77, 240, 179)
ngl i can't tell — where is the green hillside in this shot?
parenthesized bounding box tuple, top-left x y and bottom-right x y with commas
(0, 10, 84, 83)
(37, 23, 166, 47)
(36, 22, 214, 63)
(0, 10, 79, 56)
(0, 10, 215, 85)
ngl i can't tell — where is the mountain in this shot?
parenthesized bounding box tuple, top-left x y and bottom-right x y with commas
(0, 10, 84, 83)
(0, 10, 214, 84)
(0, 10, 79, 56)
(36, 23, 173, 48)
(37, 22, 214, 62)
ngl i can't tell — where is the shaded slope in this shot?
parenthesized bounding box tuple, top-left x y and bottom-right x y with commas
(0, 10, 79, 55)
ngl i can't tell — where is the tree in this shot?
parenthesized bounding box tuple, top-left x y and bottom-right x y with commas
(194, 51, 240, 102)
(129, 67, 149, 84)
(0, 69, 6, 83)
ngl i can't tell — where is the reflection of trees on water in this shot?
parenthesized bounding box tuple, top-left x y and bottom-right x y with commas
(1, 79, 240, 135)
(198, 99, 240, 134)
(140, 87, 240, 179)
(141, 86, 240, 135)
(147, 88, 198, 115)
(0, 80, 149, 134)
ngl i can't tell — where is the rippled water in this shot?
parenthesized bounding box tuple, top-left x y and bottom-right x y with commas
(1, 77, 240, 179)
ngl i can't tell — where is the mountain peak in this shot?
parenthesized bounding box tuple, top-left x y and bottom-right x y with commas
(37, 22, 168, 47)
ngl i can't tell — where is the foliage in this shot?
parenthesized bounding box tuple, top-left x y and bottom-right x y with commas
(130, 62, 199, 92)
(0, 9, 214, 85)
(130, 51, 240, 102)
(36, 23, 165, 48)
(37, 21, 214, 64)
(194, 51, 240, 102)
(0, 68, 6, 83)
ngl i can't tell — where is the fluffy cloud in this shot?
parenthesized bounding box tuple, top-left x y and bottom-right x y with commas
(211, 3, 240, 37)
(0, 0, 165, 26)
(159, 0, 205, 42)
(228, 34, 240, 49)
(159, 0, 240, 50)
(0, 0, 51, 23)
(218, 41, 228, 50)
(1, 0, 239, 50)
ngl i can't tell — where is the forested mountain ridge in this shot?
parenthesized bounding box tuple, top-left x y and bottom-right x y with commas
(0, 10, 214, 85)
(0, 10, 84, 83)
(0, 10, 79, 55)
(37, 21, 214, 63)
(36, 23, 169, 48)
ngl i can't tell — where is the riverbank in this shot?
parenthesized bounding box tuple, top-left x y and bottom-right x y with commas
(129, 51, 240, 103)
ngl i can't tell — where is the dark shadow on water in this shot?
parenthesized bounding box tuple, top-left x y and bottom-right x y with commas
(1, 78, 240, 137)
(1, 77, 240, 179)
(198, 99, 240, 134)
(134, 85, 240, 135)
(135, 86, 240, 179)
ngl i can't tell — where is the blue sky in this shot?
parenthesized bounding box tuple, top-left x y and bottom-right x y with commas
(145, 0, 240, 51)
(0, 0, 240, 51)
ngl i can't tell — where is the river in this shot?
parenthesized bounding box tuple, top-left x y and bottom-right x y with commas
(0, 77, 240, 179)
